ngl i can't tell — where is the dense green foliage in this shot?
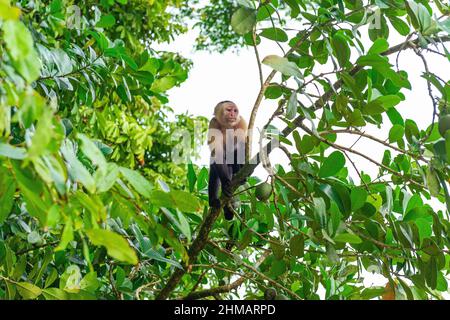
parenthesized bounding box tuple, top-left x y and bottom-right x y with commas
(1, 0, 450, 301)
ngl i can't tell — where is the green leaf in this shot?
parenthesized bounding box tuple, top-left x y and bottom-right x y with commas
(360, 287, 385, 299)
(159, 208, 192, 241)
(285, 0, 300, 17)
(364, 100, 385, 115)
(0, 143, 27, 159)
(150, 190, 200, 212)
(331, 33, 350, 68)
(16, 282, 42, 299)
(78, 134, 107, 170)
(42, 288, 69, 300)
(54, 219, 73, 251)
(94, 163, 119, 193)
(96, 14, 116, 28)
(86, 229, 138, 265)
(350, 187, 367, 211)
(318, 151, 346, 178)
(425, 256, 438, 290)
(119, 167, 152, 198)
(151, 76, 178, 93)
(270, 259, 287, 278)
(187, 163, 197, 193)
(2, 20, 41, 82)
(426, 167, 440, 197)
(405, 0, 439, 35)
(0, 0, 21, 20)
(142, 248, 182, 269)
(313, 197, 327, 228)
(389, 16, 410, 36)
(60, 140, 95, 193)
(80, 272, 100, 293)
(262, 55, 303, 78)
(231, 7, 257, 35)
(27, 108, 54, 159)
(289, 235, 304, 257)
(415, 218, 432, 245)
(286, 91, 297, 120)
(388, 124, 405, 143)
(0, 168, 16, 224)
(376, 95, 402, 109)
(334, 233, 362, 244)
(271, 242, 285, 260)
(368, 38, 389, 55)
(260, 27, 288, 42)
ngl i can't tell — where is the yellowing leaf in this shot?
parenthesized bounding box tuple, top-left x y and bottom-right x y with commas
(16, 282, 42, 299)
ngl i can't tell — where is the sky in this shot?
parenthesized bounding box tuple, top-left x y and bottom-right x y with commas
(153, 11, 449, 298)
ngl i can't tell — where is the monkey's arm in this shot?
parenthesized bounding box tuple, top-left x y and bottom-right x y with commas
(207, 118, 224, 162)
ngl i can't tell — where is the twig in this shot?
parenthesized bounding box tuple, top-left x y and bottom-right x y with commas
(320, 129, 429, 163)
(208, 240, 302, 300)
(182, 250, 270, 300)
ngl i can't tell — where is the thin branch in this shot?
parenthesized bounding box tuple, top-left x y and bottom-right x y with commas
(16, 241, 59, 255)
(208, 240, 302, 300)
(413, 47, 439, 144)
(252, 27, 264, 88)
(321, 129, 429, 163)
(182, 251, 270, 300)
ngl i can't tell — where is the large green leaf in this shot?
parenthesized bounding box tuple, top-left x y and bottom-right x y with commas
(16, 282, 42, 300)
(150, 190, 200, 212)
(318, 151, 346, 178)
(286, 91, 297, 120)
(78, 134, 107, 170)
(0, 167, 16, 224)
(405, 0, 440, 35)
(231, 7, 257, 35)
(331, 33, 350, 68)
(119, 167, 152, 198)
(86, 229, 138, 265)
(388, 16, 410, 36)
(1, 20, 41, 82)
(260, 27, 288, 42)
(388, 124, 405, 143)
(60, 140, 95, 193)
(350, 187, 367, 211)
(96, 14, 116, 28)
(334, 233, 362, 244)
(42, 288, 69, 300)
(0, 0, 21, 20)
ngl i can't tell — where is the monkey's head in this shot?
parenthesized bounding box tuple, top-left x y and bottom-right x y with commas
(214, 100, 241, 128)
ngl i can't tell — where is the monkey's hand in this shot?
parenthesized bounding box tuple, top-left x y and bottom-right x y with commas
(223, 202, 235, 220)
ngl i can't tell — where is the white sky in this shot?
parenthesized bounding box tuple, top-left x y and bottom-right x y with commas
(153, 13, 449, 299)
(155, 22, 449, 179)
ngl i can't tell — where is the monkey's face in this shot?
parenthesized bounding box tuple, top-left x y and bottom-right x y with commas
(221, 103, 240, 127)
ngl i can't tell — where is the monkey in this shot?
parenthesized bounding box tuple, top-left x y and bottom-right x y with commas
(208, 100, 248, 220)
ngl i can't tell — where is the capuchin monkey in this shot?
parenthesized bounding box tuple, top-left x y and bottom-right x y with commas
(208, 100, 248, 220)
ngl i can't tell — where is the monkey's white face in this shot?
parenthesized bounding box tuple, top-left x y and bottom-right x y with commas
(222, 103, 240, 127)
